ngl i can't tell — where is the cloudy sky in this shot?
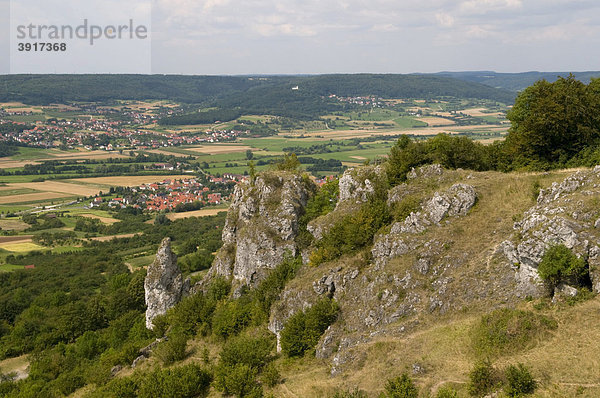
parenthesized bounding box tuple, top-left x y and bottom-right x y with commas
(3, 0, 600, 74)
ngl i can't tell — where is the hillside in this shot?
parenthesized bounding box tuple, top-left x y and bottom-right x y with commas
(435, 71, 600, 92)
(129, 165, 600, 398)
(0, 74, 515, 109)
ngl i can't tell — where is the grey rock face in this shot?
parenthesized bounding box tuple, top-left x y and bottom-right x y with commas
(500, 168, 600, 295)
(145, 238, 189, 330)
(209, 172, 313, 289)
(373, 183, 476, 267)
(337, 166, 385, 208)
(407, 164, 443, 180)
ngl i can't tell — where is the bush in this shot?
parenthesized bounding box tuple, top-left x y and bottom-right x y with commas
(261, 362, 281, 388)
(538, 244, 588, 292)
(137, 364, 212, 398)
(311, 197, 391, 266)
(468, 360, 501, 397)
(212, 300, 252, 339)
(214, 363, 262, 398)
(154, 333, 188, 365)
(280, 298, 339, 357)
(471, 308, 557, 358)
(219, 334, 274, 369)
(436, 386, 459, 398)
(383, 373, 419, 398)
(504, 363, 536, 397)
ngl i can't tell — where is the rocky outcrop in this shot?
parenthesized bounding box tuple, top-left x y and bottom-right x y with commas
(407, 164, 443, 180)
(209, 172, 313, 291)
(372, 183, 477, 267)
(500, 167, 600, 295)
(336, 166, 385, 208)
(145, 238, 189, 330)
(307, 166, 385, 243)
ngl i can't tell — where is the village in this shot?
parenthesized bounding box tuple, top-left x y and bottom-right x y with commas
(89, 174, 243, 213)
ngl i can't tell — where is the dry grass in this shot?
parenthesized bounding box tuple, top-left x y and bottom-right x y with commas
(416, 116, 456, 126)
(0, 192, 68, 204)
(0, 219, 30, 232)
(185, 145, 254, 155)
(89, 233, 137, 242)
(0, 159, 40, 168)
(77, 213, 120, 224)
(462, 108, 505, 117)
(166, 208, 228, 220)
(0, 354, 29, 380)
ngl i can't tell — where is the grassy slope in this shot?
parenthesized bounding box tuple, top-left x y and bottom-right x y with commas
(265, 168, 599, 397)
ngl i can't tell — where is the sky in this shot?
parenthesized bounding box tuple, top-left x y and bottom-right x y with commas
(3, 0, 600, 74)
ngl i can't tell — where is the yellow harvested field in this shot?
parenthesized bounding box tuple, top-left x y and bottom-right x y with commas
(71, 175, 187, 187)
(297, 125, 509, 139)
(0, 242, 43, 252)
(0, 220, 30, 232)
(185, 145, 254, 155)
(417, 117, 456, 127)
(90, 233, 137, 242)
(462, 108, 504, 117)
(167, 208, 228, 220)
(49, 150, 128, 160)
(350, 156, 367, 160)
(0, 159, 40, 168)
(77, 214, 120, 224)
(9, 181, 103, 196)
(0, 192, 68, 204)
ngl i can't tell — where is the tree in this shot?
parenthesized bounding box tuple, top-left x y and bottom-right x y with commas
(275, 153, 301, 171)
(537, 244, 587, 293)
(383, 374, 419, 398)
(245, 150, 254, 160)
(505, 75, 600, 168)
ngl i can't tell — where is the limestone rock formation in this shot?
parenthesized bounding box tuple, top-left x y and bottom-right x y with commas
(336, 165, 385, 208)
(209, 172, 314, 291)
(500, 167, 600, 295)
(144, 238, 189, 330)
(372, 183, 477, 267)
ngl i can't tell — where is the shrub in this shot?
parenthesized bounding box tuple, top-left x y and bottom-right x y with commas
(468, 360, 501, 397)
(383, 373, 419, 398)
(250, 256, 301, 323)
(471, 308, 557, 358)
(311, 197, 391, 266)
(137, 364, 212, 398)
(261, 362, 281, 388)
(504, 363, 536, 397)
(436, 386, 459, 398)
(538, 244, 588, 292)
(280, 298, 339, 357)
(219, 334, 274, 369)
(214, 363, 262, 398)
(212, 300, 252, 339)
(154, 333, 188, 365)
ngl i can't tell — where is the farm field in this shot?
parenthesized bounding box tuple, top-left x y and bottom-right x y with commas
(70, 175, 191, 187)
(166, 208, 228, 220)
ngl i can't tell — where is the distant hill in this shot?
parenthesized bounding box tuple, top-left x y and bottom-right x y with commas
(0, 74, 515, 111)
(435, 71, 600, 92)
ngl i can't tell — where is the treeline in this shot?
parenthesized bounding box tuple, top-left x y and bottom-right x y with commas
(0, 75, 275, 105)
(158, 108, 243, 126)
(386, 76, 600, 182)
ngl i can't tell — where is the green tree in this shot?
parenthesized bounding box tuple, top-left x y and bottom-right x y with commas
(383, 374, 419, 398)
(504, 363, 536, 397)
(275, 153, 301, 171)
(537, 244, 587, 292)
